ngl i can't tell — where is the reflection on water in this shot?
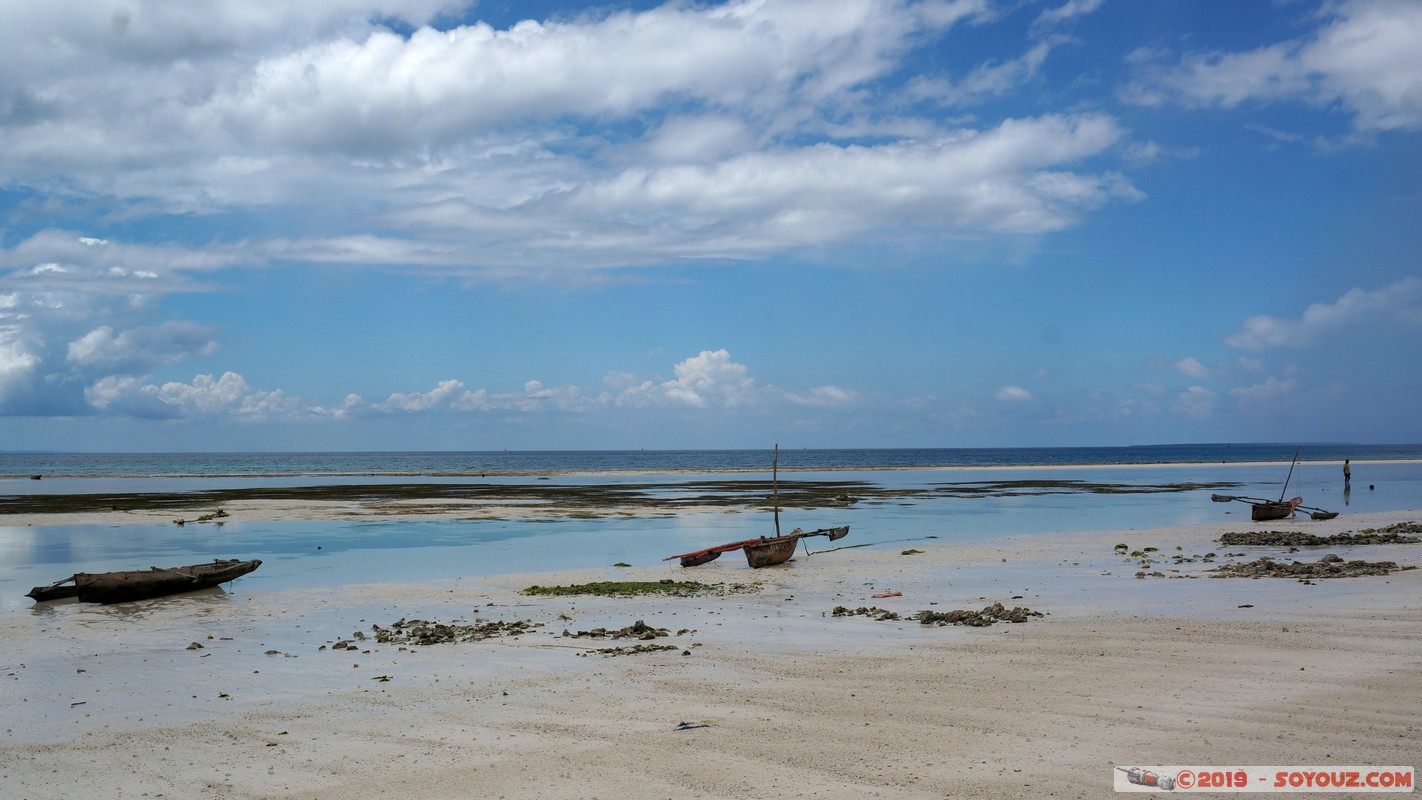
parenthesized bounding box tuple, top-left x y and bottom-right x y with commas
(4, 462, 1421, 614)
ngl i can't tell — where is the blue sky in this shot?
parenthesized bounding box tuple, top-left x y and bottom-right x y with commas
(1, 0, 1419, 452)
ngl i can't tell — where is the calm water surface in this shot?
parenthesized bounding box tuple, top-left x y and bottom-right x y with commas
(3, 458, 1419, 614)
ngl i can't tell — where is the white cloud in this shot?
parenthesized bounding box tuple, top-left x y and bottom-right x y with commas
(63, 347, 858, 424)
(907, 41, 1057, 106)
(0, 3, 1140, 279)
(645, 116, 752, 164)
(1173, 385, 1218, 417)
(1172, 356, 1209, 378)
(375, 379, 468, 412)
(1122, 0, 1422, 135)
(617, 349, 756, 409)
(66, 321, 219, 372)
(512, 380, 590, 412)
(156, 372, 275, 416)
(1033, 0, 1104, 33)
(0, 335, 42, 406)
(996, 385, 1033, 401)
(310, 393, 364, 420)
(781, 385, 861, 408)
(1225, 277, 1422, 349)
(86, 371, 303, 420)
(1230, 377, 1299, 412)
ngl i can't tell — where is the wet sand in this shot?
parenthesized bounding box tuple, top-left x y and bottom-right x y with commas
(2, 508, 1419, 799)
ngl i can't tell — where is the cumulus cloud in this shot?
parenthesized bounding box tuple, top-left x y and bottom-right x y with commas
(0, 2, 1140, 278)
(66, 321, 219, 372)
(0, 333, 43, 408)
(156, 372, 302, 419)
(60, 347, 846, 423)
(0, 232, 238, 414)
(616, 349, 756, 409)
(374, 378, 593, 414)
(1225, 277, 1422, 349)
(86, 371, 302, 420)
(996, 385, 1033, 401)
(1122, 0, 1422, 136)
(374, 379, 469, 412)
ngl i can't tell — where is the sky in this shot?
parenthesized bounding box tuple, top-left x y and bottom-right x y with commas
(1, 0, 1420, 452)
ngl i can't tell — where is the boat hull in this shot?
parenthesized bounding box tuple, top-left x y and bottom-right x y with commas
(743, 536, 799, 568)
(1250, 500, 1299, 521)
(32, 559, 264, 604)
(679, 550, 722, 567)
(25, 582, 80, 602)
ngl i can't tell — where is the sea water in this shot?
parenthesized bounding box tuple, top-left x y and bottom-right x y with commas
(2, 448, 1421, 614)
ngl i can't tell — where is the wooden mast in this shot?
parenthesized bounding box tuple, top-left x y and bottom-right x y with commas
(1278, 446, 1301, 503)
(772, 443, 781, 537)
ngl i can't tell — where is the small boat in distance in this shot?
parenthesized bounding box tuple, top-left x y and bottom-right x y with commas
(26, 558, 262, 604)
(665, 445, 849, 568)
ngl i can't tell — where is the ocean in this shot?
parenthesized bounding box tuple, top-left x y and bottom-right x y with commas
(3, 443, 1420, 480)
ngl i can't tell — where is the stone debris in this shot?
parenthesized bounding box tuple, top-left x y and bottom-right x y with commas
(561, 619, 689, 641)
(369, 617, 543, 646)
(577, 643, 681, 658)
(833, 605, 902, 621)
(833, 602, 1044, 627)
(1219, 523, 1421, 547)
(1210, 554, 1417, 580)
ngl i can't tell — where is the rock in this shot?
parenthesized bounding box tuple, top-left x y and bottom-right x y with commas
(369, 617, 545, 646)
(1218, 525, 1422, 547)
(1210, 556, 1417, 579)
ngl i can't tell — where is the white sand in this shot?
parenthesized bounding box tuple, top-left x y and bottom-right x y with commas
(3, 510, 1419, 799)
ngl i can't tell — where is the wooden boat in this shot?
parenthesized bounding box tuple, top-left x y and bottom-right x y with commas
(665, 445, 849, 568)
(667, 526, 850, 568)
(743, 534, 801, 568)
(1211, 447, 1337, 521)
(1250, 497, 1301, 521)
(26, 558, 262, 604)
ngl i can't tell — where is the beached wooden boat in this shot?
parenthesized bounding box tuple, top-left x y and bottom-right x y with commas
(26, 558, 262, 604)
(743, 534, 801, 568)
(1214, 493, 1337, 520)
(1209, 447, 1337, 521)
(1250, 498, 1301, 521)
(667, 526, 851, 568)
(665, 445, 850, 568)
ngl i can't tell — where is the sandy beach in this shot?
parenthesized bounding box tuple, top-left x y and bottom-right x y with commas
(3, 502, 1419, 799)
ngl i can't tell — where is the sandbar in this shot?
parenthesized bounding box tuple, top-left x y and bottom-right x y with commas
(2, 508, 1419, 799)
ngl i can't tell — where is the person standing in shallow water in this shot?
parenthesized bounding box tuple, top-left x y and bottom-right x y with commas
(1344, 459, 1351, 487)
